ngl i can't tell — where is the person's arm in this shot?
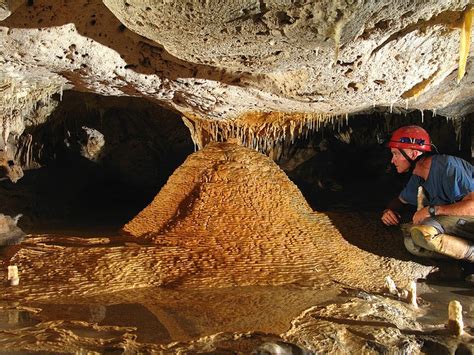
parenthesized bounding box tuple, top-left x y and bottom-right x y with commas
(381, 196, 407, 226)
(412, 191, 474, 224)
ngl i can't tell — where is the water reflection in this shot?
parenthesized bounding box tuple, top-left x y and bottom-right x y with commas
(0, 282, 472, 352)
(0, 308, 39, 329)
(417, 281, 474, 329)
(0, 285, 338, 346)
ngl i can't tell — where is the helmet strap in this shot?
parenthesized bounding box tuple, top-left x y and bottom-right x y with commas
(398, 148, 424, 170)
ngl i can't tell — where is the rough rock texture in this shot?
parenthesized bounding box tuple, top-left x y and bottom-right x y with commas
(0, 0, 473, 153)
(121, 142, 430, 290)
(0, 0, 22, 21)
(284, 295, 424, 353)
(0, 213, 24, 246)
(283, 292, 473, 354)
(0, 148, 22, 182)
(1, 143, 430, 301)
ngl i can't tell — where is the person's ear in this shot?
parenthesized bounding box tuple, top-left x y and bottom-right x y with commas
(407, 149, 417, 159)
(412, 150, 422, 159)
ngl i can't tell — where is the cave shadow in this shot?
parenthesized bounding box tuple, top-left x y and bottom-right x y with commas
(325, 210, 426, 262)
(0, 153, 159, 234)
(321, 208, 469, 278)
(0, 92, 195, 234)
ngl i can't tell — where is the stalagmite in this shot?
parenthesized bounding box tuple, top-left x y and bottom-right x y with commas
(7, 265, 19, 286)
(447, 300, 464, 336)
(0, 142, 431, 301)
(119, 142, 431, 290)
(406, 281, 418, 308)
(417, 186, 424, 211)
(384, 276, 398, 296)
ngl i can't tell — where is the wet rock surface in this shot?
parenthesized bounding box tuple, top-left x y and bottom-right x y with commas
(124, 142, 431, 289)
(0, 144, 431, 306)
(0, 213, 24, 246)
(0, 143, 440, 354)
(0, 277, 471, 353)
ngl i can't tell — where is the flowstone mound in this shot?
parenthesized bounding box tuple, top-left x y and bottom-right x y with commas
(123, 142, 430, 290)
(4, 142, 430, 301)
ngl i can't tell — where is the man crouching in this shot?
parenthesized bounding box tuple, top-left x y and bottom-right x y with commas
(381, 125, 474, 275)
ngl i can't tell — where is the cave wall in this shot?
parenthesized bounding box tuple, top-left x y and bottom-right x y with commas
(0, 92, 194, 230)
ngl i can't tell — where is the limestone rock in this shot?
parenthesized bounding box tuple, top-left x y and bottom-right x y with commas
(0, 148, 23, 183)
(284, 294, 423, 353)
(0, 0, 473, 142)
(78, 126, 105, 162)
(2, 143, 431, 301)
(123, 142, 430, 290)
(0, 213, 24, 246)
(0, 0, 22, 21)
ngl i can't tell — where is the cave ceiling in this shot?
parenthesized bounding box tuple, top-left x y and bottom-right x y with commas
(0, 0, 474, 146)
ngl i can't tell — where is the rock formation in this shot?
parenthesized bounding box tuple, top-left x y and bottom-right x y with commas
(0, 2, 472, 352)
(0, 1, 473, 157)
(0, 212, 24, 245)
(3, 143, 430, 303)
(0, 148, 22, 183)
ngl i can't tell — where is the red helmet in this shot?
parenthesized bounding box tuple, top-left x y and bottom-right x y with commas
(387, 125, 432, 152)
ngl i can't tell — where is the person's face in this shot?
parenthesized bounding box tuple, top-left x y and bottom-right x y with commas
(390, 148, 413, 173)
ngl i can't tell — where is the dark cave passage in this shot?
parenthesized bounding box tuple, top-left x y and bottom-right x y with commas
(0, 92, 472, 234)
(0, 92, 195, 233)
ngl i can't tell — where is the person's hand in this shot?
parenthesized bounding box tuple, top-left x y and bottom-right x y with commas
(412, 207, 430, 224)
(381, 209, 401, 226)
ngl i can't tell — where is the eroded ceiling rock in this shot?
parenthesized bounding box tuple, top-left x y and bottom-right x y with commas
(0, 0, 22, 21)
(0, 0, 473, 146)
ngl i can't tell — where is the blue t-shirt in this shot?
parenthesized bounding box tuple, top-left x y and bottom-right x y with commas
(400, 155, 473, 206)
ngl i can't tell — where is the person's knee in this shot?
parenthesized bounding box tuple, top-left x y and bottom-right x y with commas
(410, 224, 474, 261)
(410, 224, 440, 251)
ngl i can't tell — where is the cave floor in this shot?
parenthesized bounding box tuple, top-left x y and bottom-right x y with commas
(0, 213, 473, 353)
(0, 281, 472, 353)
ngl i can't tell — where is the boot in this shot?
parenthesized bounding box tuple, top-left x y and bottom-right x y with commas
(410, 225, 474, 261)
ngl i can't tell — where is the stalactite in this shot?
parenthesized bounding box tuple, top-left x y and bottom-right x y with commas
(0, 76, 64, 150)
(457, 7, 474, 83)
(181, 111, 348, 161)
(452, 118, 463, 151)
